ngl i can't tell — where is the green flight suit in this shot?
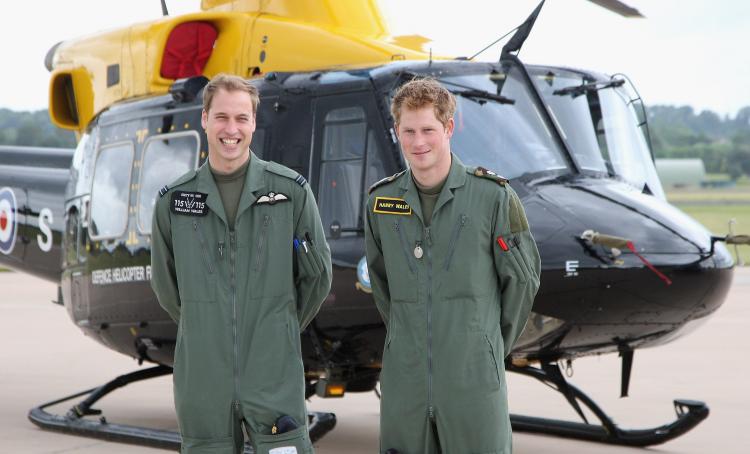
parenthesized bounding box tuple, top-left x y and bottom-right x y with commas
(150, 153, 332, 454)
(365, 155, 541, 454)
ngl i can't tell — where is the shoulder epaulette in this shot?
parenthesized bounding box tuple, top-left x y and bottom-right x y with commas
(368, 170, 407, 194)
(267, 161, 307, 187)
(159, 169, 197, 197)
(470, 166, 509, 186)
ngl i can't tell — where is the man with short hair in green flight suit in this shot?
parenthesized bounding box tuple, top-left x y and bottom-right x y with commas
(365, 78, 541, 454)
(151, 74, 332, 454)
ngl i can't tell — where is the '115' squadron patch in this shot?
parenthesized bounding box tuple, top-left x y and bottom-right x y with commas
(170, 191, 209, 216)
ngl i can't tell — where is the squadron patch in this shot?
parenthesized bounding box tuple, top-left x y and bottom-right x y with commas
(373, 197, 412, 215)
(256, 192, 290, 205)
(170, 191, 209, 216)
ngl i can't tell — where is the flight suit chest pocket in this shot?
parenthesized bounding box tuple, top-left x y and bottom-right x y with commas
(444, 213, 468, 271)
(172, 219, 216, 303)
(384, 219, 418, 303)
(248, 202, 291, 274)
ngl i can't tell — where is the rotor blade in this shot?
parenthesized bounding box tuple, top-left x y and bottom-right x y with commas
(588, 0, 645, 18)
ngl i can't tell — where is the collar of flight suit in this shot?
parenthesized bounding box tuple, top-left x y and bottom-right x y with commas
(195, 150, 267, 227)
(397, 153, 468, 226)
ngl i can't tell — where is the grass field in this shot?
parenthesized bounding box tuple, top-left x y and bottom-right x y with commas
(668, 186, 750, 265)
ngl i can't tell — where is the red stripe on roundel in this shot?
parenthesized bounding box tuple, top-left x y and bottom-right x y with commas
(0, 211, 7, 230)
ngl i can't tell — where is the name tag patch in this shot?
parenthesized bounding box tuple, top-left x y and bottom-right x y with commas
(170, 191, 209, 216)
(373, 197, 411, 215)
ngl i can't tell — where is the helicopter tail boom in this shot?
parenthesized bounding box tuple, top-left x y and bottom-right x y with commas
(0, 145, 72, 281)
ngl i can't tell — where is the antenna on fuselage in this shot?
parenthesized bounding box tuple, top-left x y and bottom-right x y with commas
(500, 0, 545, 60)
(160, 0, 169, 16)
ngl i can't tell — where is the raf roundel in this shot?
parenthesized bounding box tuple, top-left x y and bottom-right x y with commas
(0, 187, 18, 255)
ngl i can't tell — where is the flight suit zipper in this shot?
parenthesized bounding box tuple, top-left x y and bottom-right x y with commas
(425, 226, 434, 420)
(193, 220, 214, 274)
(230, 230, 239, 400)
(394, 220, 416, 274)
(444, 214, 467, 271)
(254, 215, 270, 271)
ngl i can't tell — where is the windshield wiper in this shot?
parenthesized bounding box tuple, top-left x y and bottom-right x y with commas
(454, 89, 515, 105)
(553, 79, 625, 98)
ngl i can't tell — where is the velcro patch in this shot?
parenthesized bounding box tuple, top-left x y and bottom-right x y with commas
(170, 191, 209, 216)
(373, 197, 411, 215)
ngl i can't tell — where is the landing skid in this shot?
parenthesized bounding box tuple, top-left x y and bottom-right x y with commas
(508, 362, 708, 446)
(28, 365, 337, 452)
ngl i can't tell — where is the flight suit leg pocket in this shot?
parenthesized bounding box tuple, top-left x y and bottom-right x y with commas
(252, 425, 312, 454)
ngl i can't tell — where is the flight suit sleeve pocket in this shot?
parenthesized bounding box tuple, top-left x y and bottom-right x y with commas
(509, 241, 531, 283)
(495, 235, 529, 284)
(252, 425, 312, 454)
(295, 240, 322, 279)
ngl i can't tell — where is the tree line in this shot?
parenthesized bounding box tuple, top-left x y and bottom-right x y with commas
(1, 106, 749, 178)
(649, 106, 750, 179)
(0, 108, 76, 148)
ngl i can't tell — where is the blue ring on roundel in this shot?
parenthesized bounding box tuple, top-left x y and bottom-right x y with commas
(0, 187, 18, 255)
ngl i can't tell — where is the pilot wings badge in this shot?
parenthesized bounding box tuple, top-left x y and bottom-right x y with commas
(256, 192, 290, 205)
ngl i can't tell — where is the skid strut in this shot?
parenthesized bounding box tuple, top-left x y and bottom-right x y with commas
(507, 362, 708, 446)
(28, 365, 337, 452)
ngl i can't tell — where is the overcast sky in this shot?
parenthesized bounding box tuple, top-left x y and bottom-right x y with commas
(0, 0, 747, 117)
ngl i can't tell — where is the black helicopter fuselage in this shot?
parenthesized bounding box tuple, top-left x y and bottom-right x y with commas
(0, 59, 734, 389)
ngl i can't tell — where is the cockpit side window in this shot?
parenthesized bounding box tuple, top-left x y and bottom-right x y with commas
(318, 107, 367, 238)
(311, 92, 391, 246)
(89, 142, 135, 240)
(137, 132, 200, 234)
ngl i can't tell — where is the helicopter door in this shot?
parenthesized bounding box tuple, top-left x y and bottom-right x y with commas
(310, 92, 391, 264)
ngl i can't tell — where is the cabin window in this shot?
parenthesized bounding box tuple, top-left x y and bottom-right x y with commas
(137, 132, 200, 234)
(89, 142, 135, 240)
(318, 107, 368, 238)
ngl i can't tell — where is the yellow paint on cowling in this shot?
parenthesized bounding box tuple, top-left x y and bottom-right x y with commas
(47, 0, 436, 134)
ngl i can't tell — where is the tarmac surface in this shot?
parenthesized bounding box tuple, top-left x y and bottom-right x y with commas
(1, 269, 748, 453)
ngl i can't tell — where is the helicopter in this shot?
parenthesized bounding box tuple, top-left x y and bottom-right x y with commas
(0, 0, 744, 450)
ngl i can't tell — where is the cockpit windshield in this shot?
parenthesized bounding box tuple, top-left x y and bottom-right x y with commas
(532, 68, 666, 199)
(436, 66, 569, 179)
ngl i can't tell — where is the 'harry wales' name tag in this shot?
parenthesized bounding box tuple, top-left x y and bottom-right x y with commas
(170, 191, 209, 216)
(373, 197, 411, 215)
